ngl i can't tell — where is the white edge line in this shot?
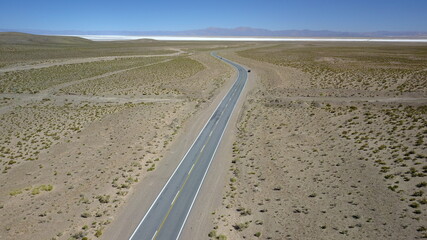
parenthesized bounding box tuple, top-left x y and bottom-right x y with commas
(175, 53, 248, 240)
(128, 52, 243, 240)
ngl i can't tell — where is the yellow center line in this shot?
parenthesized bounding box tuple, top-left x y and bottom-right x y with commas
(188, 163, 196, 175)
(171, 191, 180, 206)
(152, 108, 226, 239)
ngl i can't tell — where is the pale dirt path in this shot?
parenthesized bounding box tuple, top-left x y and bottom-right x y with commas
(0, 59, 178, 115)
(0, 93, 181, 104)
(0, 48, 184, 73)
(272, 96, 427, 104)
(40, 58, 173, 95)
(413, 67, 427, 74)
(0, 93, 182, 115)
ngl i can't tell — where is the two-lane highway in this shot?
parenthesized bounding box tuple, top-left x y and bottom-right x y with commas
(129, 52, 247, 240)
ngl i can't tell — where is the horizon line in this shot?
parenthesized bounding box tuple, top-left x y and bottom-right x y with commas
(1, 27, 427, 34)
(66, 35, 427, 42)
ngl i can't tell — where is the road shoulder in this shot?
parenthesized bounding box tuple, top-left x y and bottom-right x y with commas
(179, 50, 257, 240)
(101, 52, 238, 240)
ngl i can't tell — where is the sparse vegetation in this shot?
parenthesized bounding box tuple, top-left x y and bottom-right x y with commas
(239, 43, 427, 92)
(2, 36, 426, 240)
(31, 184, 53, 195)
(0, 34, 239, 240)
(94, 228, 103, 238)
(212, 43, 427, 240)
(60, 57, 205, 96)
(96, 195, 110, 204)
(0, 57, 165, 93)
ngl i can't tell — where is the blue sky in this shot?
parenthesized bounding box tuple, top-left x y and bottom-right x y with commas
(1, 0, 426, 32)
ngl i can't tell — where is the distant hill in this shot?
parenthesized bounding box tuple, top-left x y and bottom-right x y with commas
(182, 27, 427, 38)
(1, 28, 427, 38)
(140, 27, 427, 38)
(0, 32, 92, 45)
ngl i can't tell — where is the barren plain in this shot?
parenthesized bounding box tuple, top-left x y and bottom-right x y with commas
(0, 33, 246, 240)
(1, 33, 426, 240)
(208, 43, 427, 240)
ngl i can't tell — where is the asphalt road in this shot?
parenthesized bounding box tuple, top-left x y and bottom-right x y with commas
(129, 52, 247, 240)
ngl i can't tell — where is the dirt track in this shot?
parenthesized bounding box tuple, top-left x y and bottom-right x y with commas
(0, 48, 184, 73)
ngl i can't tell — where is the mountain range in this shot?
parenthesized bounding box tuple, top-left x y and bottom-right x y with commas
(1, 27, 427, 38)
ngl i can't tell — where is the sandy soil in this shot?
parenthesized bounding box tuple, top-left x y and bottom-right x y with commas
(2, 39, 426, 240)
(0, 47, 232, 240)
(179, 51, 257, 240)
(101, 53, 237, 240)
(0, 101, 194, 239)
(0, 48, 184, 73)
(206, 45, 427, 240)
(0, 59, 176, 115)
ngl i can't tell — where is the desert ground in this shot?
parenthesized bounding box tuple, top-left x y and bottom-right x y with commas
(0, 32, 248, 240)
(0, 33, 426, 240)
(208, 43, 427, 240)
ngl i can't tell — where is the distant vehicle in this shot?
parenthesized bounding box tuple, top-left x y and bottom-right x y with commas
(247, 69, 251, 72)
